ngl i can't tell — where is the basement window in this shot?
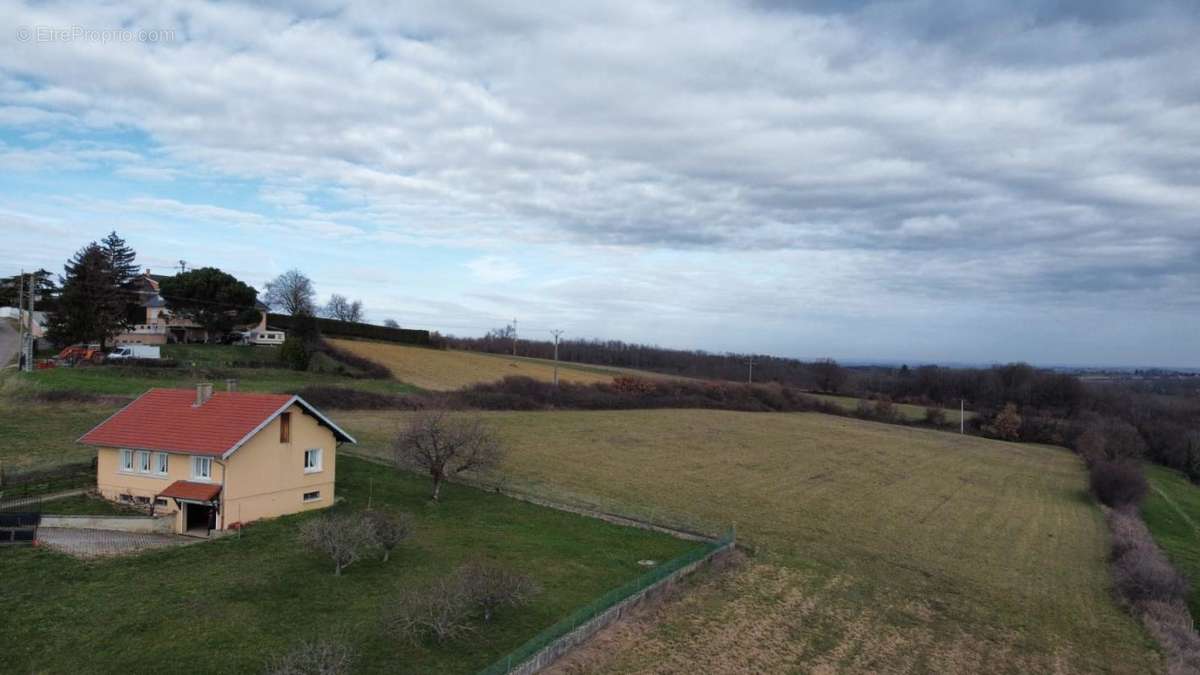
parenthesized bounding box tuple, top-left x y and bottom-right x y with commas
(280, 413, 291, 443)
(302, 490, 321, 502)
(155, 498, 169, 507)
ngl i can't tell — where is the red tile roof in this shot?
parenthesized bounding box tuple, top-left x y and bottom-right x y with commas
(158, 480, 221, 502)
(78, 388, 353, 457)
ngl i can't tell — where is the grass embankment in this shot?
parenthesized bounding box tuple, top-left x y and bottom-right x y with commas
(329, 338, 626, 391)
(1143, 464, 1200, 618)
(342, 409, 1158, 673)
(0, 456, 700, 674)
(37, 493, 146, 515)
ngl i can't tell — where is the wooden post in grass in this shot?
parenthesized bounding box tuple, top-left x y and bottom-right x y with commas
(960, 400, 965, 434)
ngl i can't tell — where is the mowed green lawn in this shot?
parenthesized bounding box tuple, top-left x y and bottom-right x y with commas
(341, 409, 1157, 673)
(1143, 464, 1200, 618)
(0, 456, 701, 674)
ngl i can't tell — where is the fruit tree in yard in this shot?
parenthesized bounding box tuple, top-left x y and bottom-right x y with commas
(393, 410, 505, 501)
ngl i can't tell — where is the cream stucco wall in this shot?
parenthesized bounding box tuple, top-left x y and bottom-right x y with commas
(222, 403, 337, 527)
(94, 402, 339, 533)
(97, 446, 226, 532)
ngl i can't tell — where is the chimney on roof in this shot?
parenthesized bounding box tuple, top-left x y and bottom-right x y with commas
(195, 382, 213, 406)
(226, 378, 238, 392)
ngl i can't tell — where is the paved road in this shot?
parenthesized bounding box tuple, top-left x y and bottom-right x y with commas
(0, 318, 17, 367)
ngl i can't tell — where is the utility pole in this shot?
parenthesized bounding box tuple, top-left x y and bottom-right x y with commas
(551, 329, 564, 385)
(177, 259, 187, 274)
(511, 318, 517, 356)
(15, 270, 24, 370)
(960, 399, 965, 434)
(22, 270, 34, 372)
(746, 357, 755, 384)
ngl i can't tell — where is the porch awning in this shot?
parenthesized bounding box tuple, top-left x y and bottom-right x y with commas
(158, 480, 221, 502)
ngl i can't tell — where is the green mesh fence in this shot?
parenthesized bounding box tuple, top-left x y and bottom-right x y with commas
(478, 530, 735, 675)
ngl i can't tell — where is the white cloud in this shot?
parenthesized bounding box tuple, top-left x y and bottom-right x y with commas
(465, 256, 524, 283)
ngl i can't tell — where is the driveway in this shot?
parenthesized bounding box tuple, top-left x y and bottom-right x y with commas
(0, 319, 16, 367)
(37, 527, 198, 558)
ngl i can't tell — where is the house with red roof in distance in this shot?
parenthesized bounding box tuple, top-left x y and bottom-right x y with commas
(78, 383, 356, 536)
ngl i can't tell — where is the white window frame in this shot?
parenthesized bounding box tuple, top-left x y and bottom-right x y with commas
(154, 452, 169, 476)
(302, 490, 321, 502)
(137, 450, 151, 474)
(303, 448, 323, 474)
(192, 456, 213, 481)
(119, 449, 134, 473)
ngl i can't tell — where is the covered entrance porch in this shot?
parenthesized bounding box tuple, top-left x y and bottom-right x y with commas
(157, 480, 222, 537)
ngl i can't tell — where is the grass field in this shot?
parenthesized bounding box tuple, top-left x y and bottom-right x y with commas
(329, 339, 627, 391)
(0, 456, 700, 674)
(805, 391, 978, 425)
(1143, 464, 1200, 618)
(341, 409, 1157, 673)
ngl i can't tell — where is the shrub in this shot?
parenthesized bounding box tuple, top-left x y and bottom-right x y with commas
(363, 510, 412, 562)
(298, 513, 378, 576)
(990, 403, 1022, 440)
(1106, 507, 1200, 674)
(264, 638, 356, 675)
(290, 386, 420, 410)
(387, 577, 474, 645)
(1108, 509, 1188, 605)
(1090, 461, 1148, 508)
(458, 560, 542, 623)
(268, 313, 430, 345)
(873, 398, 897, 421)
(280, 337, 310, 371)
(924, 407, 947, 426)
(319, 341, 391, 379)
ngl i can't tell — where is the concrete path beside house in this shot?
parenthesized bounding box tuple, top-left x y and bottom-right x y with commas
(0, 319, 17, 367)
(37, 527, 198, 558)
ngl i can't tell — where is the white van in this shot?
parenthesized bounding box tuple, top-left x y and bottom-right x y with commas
(108, 345, 161, 360)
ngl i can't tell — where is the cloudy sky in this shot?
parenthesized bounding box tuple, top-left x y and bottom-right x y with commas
(1, 1, 1197, 367)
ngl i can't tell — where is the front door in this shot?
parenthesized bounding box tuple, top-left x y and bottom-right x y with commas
(184, 503, 212, 536)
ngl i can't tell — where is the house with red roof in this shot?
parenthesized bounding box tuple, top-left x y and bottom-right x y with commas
(79, 383, 356, 536)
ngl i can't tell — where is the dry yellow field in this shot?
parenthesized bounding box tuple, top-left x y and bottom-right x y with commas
(328, 339, 622, 390)
(340, 408, 1158, 674)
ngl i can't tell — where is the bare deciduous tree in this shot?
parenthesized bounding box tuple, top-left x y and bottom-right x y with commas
(322, 294, 365, 323)
(264, 269, 317, 316)
(458, 560, 542, 623)
(394, 411, 505, 501)
(387, 577, 474, 645)
(382, 318, 400, 328)
(363, 510, 412, 562)
(299, 513, 377, 576)
(991, 402, 1022, 441)
(265, 638, 356, 675)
